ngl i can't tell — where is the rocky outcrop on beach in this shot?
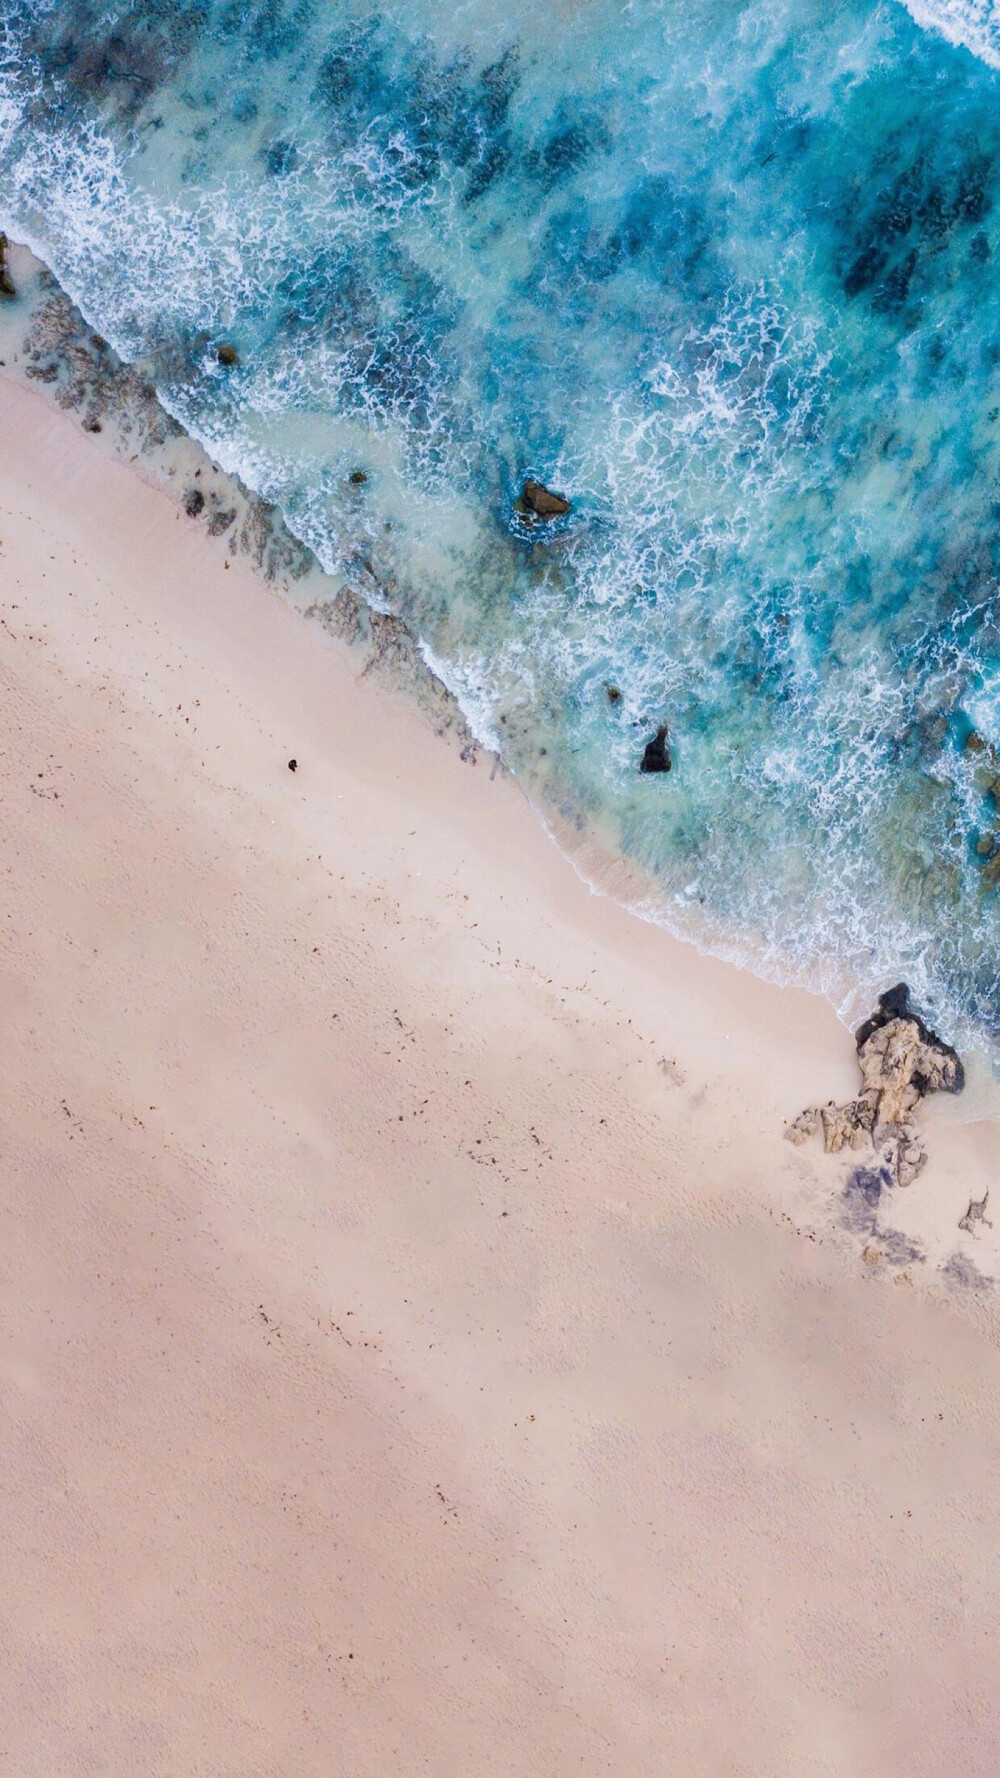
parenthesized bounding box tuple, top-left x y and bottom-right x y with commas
(785, 983, 963, 1189)
(0, 233, 16, 299)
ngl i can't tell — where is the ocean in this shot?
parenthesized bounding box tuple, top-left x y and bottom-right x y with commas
(4, 0, 1000, 1051)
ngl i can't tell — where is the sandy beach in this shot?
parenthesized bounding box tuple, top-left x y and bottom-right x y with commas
(3, 370, 1000, 1775)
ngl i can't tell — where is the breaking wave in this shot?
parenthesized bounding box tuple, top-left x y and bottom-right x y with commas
(4, 0, 1000, 1055)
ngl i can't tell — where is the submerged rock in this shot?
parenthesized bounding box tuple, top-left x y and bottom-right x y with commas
(983, 852, 1000, 892)
(785, 982, 962, 1190)
(517, 479, 571, 520)
(216, 342, 239, 367)
(639, 725, 671, 774)
(0, 233, 15, 300)
(605, 684, 621, 704)
(965, 729, 1000, 806)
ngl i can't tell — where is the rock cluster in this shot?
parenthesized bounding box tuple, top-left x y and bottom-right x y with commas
(785, 983, 963, 1189)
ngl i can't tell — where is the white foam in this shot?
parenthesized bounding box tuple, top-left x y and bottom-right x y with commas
(898, 0, 1000, 68)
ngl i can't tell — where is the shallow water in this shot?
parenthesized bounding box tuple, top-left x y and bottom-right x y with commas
(4, 0, 1000, 1050)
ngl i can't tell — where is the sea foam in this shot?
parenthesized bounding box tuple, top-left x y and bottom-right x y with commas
(4, 0, 1000, 1057)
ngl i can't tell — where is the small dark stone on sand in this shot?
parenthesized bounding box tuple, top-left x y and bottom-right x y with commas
(184, 488, 206, 518)
(288, 758, 298, 772)
(518, 480, 571, 520)
(639, 724, 671, 774)
(0, 232, 16, 300)
(349, 469, 368, 485)
(84, 418, 103, 434)
(216, 342, 239, 367)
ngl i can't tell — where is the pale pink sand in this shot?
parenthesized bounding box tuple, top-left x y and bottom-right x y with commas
(2, 375, 1000, 1776)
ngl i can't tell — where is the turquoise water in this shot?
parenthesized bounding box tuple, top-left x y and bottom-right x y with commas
(4, 0, 1000, 1041)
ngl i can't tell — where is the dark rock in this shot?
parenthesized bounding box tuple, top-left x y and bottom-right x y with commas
(216, 342, 239, 367)
(0, 233, 15, 300)
(855, 981, 910, 1038)
(83, 418, 103, 434)
(976, 834, 996, 856)
(349, 469, 368, 485)
(184, 488, 206, 518)
(639, 725, 671, 774)
(288, 758, 298, 772)
(605, 684, 621, 704)
(518, 480, 571, 520)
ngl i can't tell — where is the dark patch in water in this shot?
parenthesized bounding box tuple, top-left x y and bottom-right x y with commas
(29, 0, 208, 120)
(263, 138, 297, 176)
(525, 112, 609, 189)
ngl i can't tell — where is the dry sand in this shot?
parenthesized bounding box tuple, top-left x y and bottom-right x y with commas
(2, 373, 1000, 1775)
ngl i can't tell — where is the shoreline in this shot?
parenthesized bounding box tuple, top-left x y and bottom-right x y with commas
(0, 329, 998, 1279)
(5, 236, 997, 1069)
(4, 349, 1000, 1768)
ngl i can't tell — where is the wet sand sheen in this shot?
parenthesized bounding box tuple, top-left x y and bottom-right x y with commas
(2, 377, 1000, 1774)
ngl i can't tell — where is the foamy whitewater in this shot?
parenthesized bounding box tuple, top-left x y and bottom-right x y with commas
(4, 0, 1000, 1045)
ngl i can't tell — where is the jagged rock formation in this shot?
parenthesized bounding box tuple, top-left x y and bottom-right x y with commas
(786, 983, 963, 1188)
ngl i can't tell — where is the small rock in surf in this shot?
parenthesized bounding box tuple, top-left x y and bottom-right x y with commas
(639, 725, 671, 773)
(216, 342, 239, 367)
(517, 480, 571, 520)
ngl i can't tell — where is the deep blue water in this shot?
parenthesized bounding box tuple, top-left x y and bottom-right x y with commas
(5, 0, 1000, 1044)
